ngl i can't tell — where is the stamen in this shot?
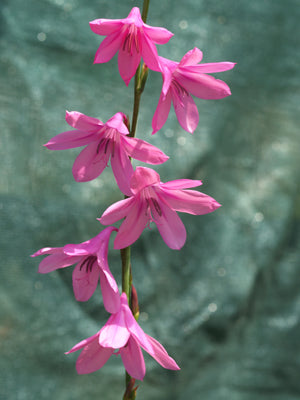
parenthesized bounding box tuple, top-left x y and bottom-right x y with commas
(97, 138, 105, 153)
(104, 139, 110, 154)
(151, 198, 162, 216)
(78, 256, 97, 273)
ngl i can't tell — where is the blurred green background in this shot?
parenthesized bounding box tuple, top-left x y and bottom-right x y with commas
(1, 0, 299, 399)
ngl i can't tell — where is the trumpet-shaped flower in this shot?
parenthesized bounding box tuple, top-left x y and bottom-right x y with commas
(99, 166, 221, 250)
(152, 47, 236, 134)
(31, 227, 120, 313)
(44, 111, 169, 196)
(90, 7, 173, 85)
(66, 293, 180, 380)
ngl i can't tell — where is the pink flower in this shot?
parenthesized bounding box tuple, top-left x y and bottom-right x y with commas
(99, 166, 221, 250)
(152, 47, 236, 134)
(44, 111, 169, 196)
(90, 7, 173, 86)
(31, 227, 120, 313)
(66, 293, 180, 380)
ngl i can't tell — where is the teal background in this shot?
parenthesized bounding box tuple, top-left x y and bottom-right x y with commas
(1, 0, 299, 399)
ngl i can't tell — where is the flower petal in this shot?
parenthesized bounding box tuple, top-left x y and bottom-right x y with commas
(121, 136, 169, 165)
(176, 71, 232, 99)
(159, 189, 221, 215)
(130, 166, 161, 194)
(144, 334, 180, 370)
(99, 197, 135, 225)
(38, 253, 81, 274)
(66, 332, 100, 354)
(44, 130, 97, 150)
(72, 260, 100, 302)
(120, 336, 146, 381)
(93, 30, 124, 64)
(99, 309, 130, 349)
(72, 141, 111, 182)
(65, 111, 103, 131)
(110, 142, 134, 196)
(151, 90, 172, 135)
(89, 19, 123, 36)
(118, 42, 141, 86)
(171, 88, 199, 133)
(31, 247, 62, 257)
(160, 179, 202, 190)
(64, 227, 116, 256)
(76, 339, 113, 375)
(181, 61, 236, 74)
(143, 24, 174, 44)
(139, 32, 160, 71)
(113, 199, 149, 249)
(105, 112, 129, 136)
(121, 293, 154, 355)
(99, 269, 120, 314)
(151, 199, 186, 250)
(178, 47, 203, 67)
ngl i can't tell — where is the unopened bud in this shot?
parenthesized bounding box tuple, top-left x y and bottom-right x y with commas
(123, 114, 130, 131)
(131, 285, 140, 321)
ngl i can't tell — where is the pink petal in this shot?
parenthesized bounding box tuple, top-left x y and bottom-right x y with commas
(105, 112, 129, 136)
(151, 199, 186, 250)
(65, 111, 103, 131)
(160, 61, 174, 97)
(89, 19, 124, 36)
(143, 24, 174, 44)
(99, 310, 130, 349)
(118, 42, 142, 86)
(38, 253, 82, 274)
(144, 334, 180, 370)
(113, 199, 149, 249)
(139, 32, 160, 71)
(160, 179, 202, 190)
(176, 72, 232, 99)
(121, 136, 169, 165)
(171, 87, 199, 133)
(99, 197, 135, 225)
(126, 7, 143, 26)
(76, 340, 113, 375)
(121, 294, 153, 355)
(94, 30, 125, 64)
(159, 189, 221, 215)
(120, 336, 146, 381)
(99, 269, 120, 314)
(66, 332, 100, 354)
(31, 247, 62, 257)
(178, 47, 203, 67)
(72, 260, 100, 302)
(44, 130, 97, 150)
(110, 143, 134, 196)
(130, 166, 161, 194)
(64, 227, 116, 256)
(72, 141, 111, 182)
(151, 90, 172, 135)
(181, 61, 236, 74)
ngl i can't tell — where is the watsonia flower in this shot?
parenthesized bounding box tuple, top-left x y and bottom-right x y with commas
(90, 7, 173, 86)
(152, 47, 236, 134)
(66, 293, 180, 380)
(99, 166, 221, 250)
(31, 226, 120, 313)
(44, 111, 169, 196)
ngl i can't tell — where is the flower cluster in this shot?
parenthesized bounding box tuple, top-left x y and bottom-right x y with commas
(32, 5, 234, 390)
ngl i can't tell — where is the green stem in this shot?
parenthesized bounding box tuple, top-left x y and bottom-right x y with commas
(142, 0, 150, 23)
(121, 1, 150, 399)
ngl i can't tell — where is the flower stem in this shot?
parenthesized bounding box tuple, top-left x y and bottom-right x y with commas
(121, 2, 150, 398)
